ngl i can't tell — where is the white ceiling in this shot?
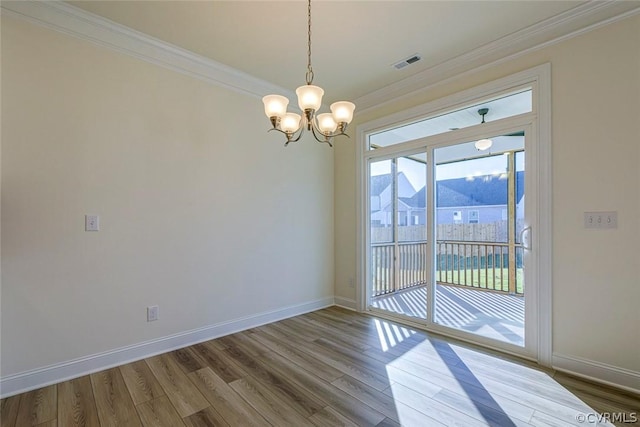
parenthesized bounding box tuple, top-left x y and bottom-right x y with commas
(64, 1, 636, 106)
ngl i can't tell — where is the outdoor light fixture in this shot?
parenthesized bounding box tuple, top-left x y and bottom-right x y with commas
(262, 0, 355, 147)
(475, 108, 493, 151)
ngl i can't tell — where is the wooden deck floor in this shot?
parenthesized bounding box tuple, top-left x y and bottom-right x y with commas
(2, 307, 638, 427)
(371, 284, 525, 346)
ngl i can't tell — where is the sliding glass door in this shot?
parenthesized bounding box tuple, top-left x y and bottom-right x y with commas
(369, 153, 427, 320)
(363, 87, 539, 356)
(433, 137, 526, 346)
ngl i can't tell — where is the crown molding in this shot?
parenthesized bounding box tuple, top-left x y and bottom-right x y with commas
(0, 0, 295, 101)
(353, 1, 640, 115)
(2, 1, 638, 114)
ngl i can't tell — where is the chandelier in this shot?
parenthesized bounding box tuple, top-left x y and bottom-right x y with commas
(261, 0, 355, 147)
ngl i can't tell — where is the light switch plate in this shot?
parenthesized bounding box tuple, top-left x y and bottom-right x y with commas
(85, 215, 99, 231)
(584, 211, 617, 229)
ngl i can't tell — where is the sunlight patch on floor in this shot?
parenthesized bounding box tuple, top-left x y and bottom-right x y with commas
(374, 318, 416, 352)
(374, 332, 615, 426)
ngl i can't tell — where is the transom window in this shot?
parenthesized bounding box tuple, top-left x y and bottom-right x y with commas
(368, 89, 532, 150)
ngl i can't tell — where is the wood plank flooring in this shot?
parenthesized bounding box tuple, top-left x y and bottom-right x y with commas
(2, 307, 638, 426)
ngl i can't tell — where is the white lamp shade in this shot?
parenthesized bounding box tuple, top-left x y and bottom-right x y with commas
(330, 101, 355, 124)
(296, 85, 324, 111)
(475, 138, 493, 151)
(280, 113, 301, 133)
(262, 95, 289, 118)
(317, 113, 338, 133)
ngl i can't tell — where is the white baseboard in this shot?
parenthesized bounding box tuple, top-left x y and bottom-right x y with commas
(334, 296, 357, 311)
(0, 297, 333, 398)
(552, 353, 640, 395)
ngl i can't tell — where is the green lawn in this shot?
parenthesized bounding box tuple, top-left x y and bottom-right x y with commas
(372, 267, 524, 295)
(436, 268, 524, 294)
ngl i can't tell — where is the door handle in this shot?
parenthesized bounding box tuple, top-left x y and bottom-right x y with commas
(519, 226, 532, 250)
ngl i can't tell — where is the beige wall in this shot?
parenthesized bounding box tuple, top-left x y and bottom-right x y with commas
(335, 15, 640, 373)
(1, 16, 334, 376)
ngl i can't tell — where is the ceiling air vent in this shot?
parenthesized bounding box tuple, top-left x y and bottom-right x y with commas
(393, 54, 422, 70)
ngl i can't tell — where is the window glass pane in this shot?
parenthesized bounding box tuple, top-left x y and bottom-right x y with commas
(397, 156, 426, 242)
(436, 154, 510, 243)
(369, 89, 531, 149)
(370, 159, 393, 243)
(515, 151, 525, 243)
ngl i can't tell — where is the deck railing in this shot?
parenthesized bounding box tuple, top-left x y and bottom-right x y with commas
(436, 240, 524, 294)
(371, 240, 524, 297)
(371, 242, 428, 297)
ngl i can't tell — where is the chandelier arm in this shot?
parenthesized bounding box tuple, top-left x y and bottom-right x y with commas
(309, 121, 333, 147)
(268, 127, 304, 146)
(337, 131, 351, 139)
(336, 122, 351, 138)
(290, 127, 304, 143)
(326, 127, 351, 139)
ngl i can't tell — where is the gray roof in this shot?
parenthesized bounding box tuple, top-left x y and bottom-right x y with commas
(439, 171, 524, 207)
(370, 174, 393, 196)
(371, 172, 524, 208)
(400, 171, 524, 208)
(370, 172, 413, 196)
(399, 187, 426, 208)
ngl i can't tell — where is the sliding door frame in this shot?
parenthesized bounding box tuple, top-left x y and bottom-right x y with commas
(355, 64, 552, 365)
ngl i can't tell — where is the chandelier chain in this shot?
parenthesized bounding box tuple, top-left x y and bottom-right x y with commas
(305, 0, 314, 85)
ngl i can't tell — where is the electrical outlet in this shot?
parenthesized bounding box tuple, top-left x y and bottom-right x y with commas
(147, 305, 159, 322)
(348, 277, 355, 288)
(85, 215, 99, 231)
(584, 211, 617, 229)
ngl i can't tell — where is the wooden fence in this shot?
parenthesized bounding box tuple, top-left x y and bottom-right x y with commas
(371, 220, 524, 244)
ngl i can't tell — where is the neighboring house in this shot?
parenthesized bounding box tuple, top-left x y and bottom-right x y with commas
(372, 171, 524, 227)
(435, 171, 525, 225)
(370, 172, 416, 227)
